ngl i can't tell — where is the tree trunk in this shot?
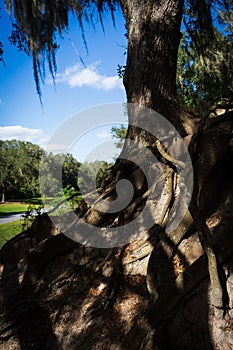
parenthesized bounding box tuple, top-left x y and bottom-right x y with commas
(121, 0, 183, 119)
(1, 184, 5, 203)
(0, 1, 232, 350)
(117, 1, 233, 349)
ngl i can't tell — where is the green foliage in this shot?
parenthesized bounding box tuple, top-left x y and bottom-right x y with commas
(0, 139, 112, 206)
(78, 161, 112, 193)
(39, 152, 80, 197)
(44, 186, 82, 215)
(177, 33, 233, 112)
(39, 153, 66, 197)
(63, 154, 81, 191)
(0, 140, 45, 201)
(111, 125, 127, 148)
(21, 202, 45, 231)
(63, 186, 82, 210)
(177, 0, 233, 113)
(116, 1, 233, 114)
(41, 159, 111, 214)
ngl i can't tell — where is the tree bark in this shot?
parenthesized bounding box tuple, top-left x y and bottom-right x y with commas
(0, 2, 232, 349)
(1, 184, 5, 203)
(121, 0, 183, 120)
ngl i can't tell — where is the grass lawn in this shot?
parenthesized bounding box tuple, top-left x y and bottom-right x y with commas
(0, 220, 23, 248)
(0, 202, 29, 216)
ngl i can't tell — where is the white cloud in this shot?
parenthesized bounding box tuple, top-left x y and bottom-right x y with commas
(0, 125, 42, 142)
(0, 99, 4, 105)
(0, 126, 72, 155)
(51, 62, 124, 90)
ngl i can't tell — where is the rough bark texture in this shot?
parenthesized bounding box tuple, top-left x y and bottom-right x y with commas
(121, 0, 183, 112)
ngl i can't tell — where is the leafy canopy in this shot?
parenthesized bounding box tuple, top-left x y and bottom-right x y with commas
(0, 140, 44, 200)
(177, 0, 233, 112)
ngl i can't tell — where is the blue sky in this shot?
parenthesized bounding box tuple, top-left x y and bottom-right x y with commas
(0, 5, 127, 161)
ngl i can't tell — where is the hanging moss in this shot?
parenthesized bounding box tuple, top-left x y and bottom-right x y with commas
(6, 0, 119, 98)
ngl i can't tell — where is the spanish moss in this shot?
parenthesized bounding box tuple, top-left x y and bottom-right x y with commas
(6, 0, 119, 99)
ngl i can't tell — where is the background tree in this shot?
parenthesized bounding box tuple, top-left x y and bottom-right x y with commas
(39, 152, 81, 197)
(0, 140, 44, 201)
(111, 124, 127, 149)
(78, 160, 112, 193)
(62, 153, 80, 192)
(177, 0, 233, 113)
(0, 141, 81, 202)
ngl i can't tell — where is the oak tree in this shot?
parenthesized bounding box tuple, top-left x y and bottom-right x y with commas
(1, 1, 233, 349)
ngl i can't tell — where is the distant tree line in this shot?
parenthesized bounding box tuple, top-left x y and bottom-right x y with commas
(0, 139, 111, 202)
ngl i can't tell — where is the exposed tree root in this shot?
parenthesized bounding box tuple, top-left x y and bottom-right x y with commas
(126, 225, 233, 349)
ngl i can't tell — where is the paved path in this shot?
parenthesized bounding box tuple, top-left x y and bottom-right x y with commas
(0, 213, 25, 224)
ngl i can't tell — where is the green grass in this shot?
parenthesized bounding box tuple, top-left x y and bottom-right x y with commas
(0, 199, 42, 248)
(0, 200, 41, 217)
(0, 220, 23, 248)
(0, 202, 29, 216)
